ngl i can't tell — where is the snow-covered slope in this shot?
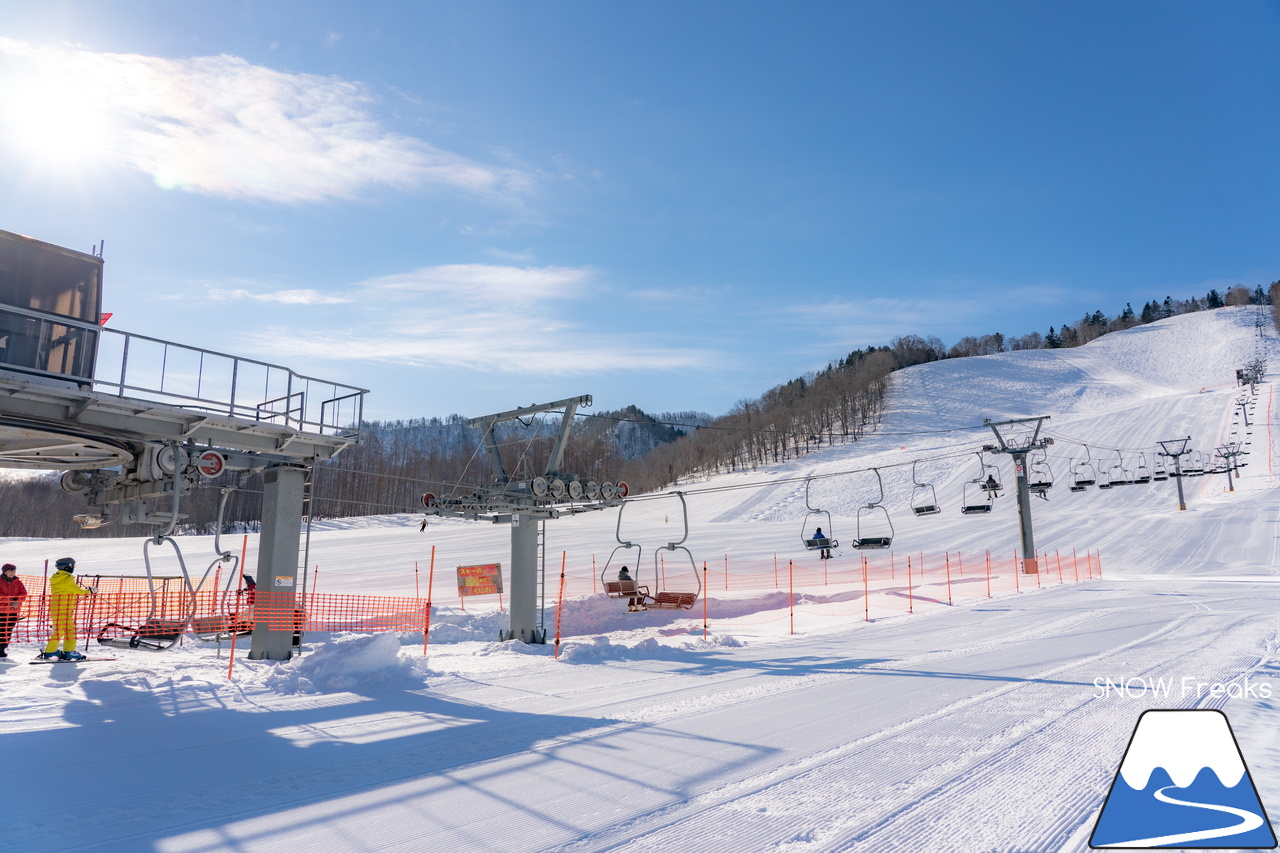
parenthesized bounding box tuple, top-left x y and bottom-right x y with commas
(3, 305, 1279, 853)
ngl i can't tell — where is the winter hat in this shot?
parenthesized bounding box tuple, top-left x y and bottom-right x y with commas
(242, 575, 256, 587)
(55, 557, 76, 572)
(2, 563, 15, 572)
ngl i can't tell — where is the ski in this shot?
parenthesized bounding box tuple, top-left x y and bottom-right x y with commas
(29, 657, 117, 665)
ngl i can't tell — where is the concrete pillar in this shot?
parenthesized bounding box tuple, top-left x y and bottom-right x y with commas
(506, 513, 541, 643)
(249, 466, 307, 660)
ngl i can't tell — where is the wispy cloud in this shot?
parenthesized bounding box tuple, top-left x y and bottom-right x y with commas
(0, 37, 534, 204)
(206, 263, 720, 375)
(208, 288, 352, 305)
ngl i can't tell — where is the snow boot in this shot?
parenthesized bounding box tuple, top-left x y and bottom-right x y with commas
(38, 651, 64, 661)
(62, 651, 86, 661)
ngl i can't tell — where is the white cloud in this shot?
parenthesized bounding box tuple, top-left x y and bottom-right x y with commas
(207, 262, 718, 374)
(0, 37, 534, 204)
(208, 288, 352, 305)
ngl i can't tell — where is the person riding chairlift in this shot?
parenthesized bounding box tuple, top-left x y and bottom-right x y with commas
(811, 527, 831, 560)
(618, 566, 646, 612)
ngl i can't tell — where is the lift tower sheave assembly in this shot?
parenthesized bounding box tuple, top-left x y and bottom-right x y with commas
(423, 395, 630, 644)
(0, 228, 368, 661)
(1157, 437, 1192, 511)
(985, 416, 1052, 574)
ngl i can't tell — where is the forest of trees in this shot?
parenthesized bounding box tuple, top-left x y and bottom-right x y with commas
(0, 280, 1276, 537)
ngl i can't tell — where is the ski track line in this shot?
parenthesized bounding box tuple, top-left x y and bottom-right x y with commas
(552, 613, 1268, 853)
(536, 607, 1235, 853)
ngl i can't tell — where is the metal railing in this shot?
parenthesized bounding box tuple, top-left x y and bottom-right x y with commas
(0, 303, 366, 438)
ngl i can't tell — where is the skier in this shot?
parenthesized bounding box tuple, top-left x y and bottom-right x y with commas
(40, 557, 94, 661)
(0, 563, 28, 658)
(618, 566, 646, 612)
(811, 527, 831, 560)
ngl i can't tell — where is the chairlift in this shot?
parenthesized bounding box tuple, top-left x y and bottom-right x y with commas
(98, 485, 249, 651)
(962, 453, 998, 514)
(1068, 459, 1088, 492)
(648, 492, 702, 609)
(600, 499, 647, 606)
(1133, 453, 1152, 484)
(1108, 451, 1133, 486)
(1028, 449, 1053, 495)
(1071, 446, 1097, 487)
(1184, 450, 1205, 477)
(1152, 454, 1169, 481)
(910, 460, 941, 516)
(802, 479, 839, 558)
(1096, 467, 1114, 490)
(854, 468, 894, 549)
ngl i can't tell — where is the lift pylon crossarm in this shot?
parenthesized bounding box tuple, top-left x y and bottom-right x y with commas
(467, 395, 593, 480)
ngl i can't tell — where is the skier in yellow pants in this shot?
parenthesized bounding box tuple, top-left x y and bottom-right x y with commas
(40, 557, 94, 661)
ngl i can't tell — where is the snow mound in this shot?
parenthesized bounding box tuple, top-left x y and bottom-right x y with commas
(259, 632, 428, 694)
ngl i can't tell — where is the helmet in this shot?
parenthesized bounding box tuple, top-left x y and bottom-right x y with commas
(55, 557, 76, 572)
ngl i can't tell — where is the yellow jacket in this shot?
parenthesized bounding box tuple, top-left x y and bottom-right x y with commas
(49, 569, 92, 598)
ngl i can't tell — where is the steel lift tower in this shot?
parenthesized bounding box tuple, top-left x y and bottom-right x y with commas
(985, 416, 1053, 574)
(421, 395, 628, 643)
(0, 228, 367, 660)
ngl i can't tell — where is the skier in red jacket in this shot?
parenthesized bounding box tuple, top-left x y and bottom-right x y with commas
(0, 563, 28, 658)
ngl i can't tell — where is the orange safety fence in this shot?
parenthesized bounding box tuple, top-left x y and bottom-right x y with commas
(0, 549, 1100, 649)
(1, 573, 431, 646)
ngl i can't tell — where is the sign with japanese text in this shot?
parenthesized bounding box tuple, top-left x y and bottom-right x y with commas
(456, 563, 503, 597)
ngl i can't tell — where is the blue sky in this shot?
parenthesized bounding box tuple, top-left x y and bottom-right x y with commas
(1, 1, 1276, 422)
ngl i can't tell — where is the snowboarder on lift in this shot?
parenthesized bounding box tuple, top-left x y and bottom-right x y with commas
(39, 557, 94, 661)
(811, 528, 831, 560)
(618, 566, 646, 612)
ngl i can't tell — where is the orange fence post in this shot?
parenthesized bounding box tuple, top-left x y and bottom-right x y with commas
(423, 545, 436, 656)
(862, 555, 869, 622)
(1097, 549, 1103, 578)
(554, 552, 567, 660)
(1056, 551, 1063, 584)
(1072, 547, 1080, 582)
(907, 556, 914, 614)
(788, 559, 794, 636)
(1013, 551, 1020, 592)
(227, 534, 248, 680)
(702, 561, 708, 641)
(1034, 552, 1041, 588)
(945, 552, 952, 605)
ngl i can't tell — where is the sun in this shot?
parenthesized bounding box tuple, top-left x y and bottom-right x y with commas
(0, 68, 120, 172)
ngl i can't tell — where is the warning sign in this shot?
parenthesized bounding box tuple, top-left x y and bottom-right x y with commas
(457, 563, 503, 597)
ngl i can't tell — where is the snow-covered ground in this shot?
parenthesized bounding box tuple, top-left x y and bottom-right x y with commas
(4, 306, 1279, 852)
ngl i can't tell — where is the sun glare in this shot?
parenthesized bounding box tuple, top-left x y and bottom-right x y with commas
(0, 71, 120, 171)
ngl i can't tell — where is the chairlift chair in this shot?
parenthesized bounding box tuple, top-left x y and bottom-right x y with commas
(647, 492, 702, 609)
(1072, 447, 1097, 487)
(802, 479, 839, 558)
(98, 485, 249, 651)
(853, 468, 894, 549)
(1133, 453, 1152, 484)
(910, 460, 941, 516)
(1109, 451, 1132, 485)
(1067, 458, 1089, 492)
(600, 500, 647, 605)
(962, 453, 999, 514)
(1096, 468, 1114, 490)
(1152, 454, 1169, 481)
(1028, 449, 1053, 495)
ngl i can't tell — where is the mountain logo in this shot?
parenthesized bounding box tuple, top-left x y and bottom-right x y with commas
(1091, 709, 1277, 849)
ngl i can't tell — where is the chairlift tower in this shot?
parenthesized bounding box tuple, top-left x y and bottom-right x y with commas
(421, 395, 629, 643)
(0, 229, 367, 661)
(1156, 437, 1192, 511)
(1215, 442, 1245, 493)
(985, 416, 1052, 574)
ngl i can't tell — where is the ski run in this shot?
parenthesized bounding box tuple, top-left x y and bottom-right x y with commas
(4, 305, 1280, 852)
